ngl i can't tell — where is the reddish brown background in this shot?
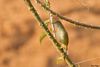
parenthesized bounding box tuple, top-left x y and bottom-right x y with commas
(0, 0, 100, 67)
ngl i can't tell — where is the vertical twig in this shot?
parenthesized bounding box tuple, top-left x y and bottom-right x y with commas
(24, 0, 75, 67)
(45, 0, 56, 37)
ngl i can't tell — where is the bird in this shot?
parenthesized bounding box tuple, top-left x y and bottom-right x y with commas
(53, 17, 69, 51)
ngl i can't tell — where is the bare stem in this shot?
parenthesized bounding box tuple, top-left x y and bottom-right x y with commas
(24, 0, 75, 67)
(36, 0, 100, 30)
(45, 0, 56, 37)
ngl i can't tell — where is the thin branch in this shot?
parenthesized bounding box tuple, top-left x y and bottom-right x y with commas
(36, 0, 100, 30)
(75, 57, 100, 65)
(24, 0, 75, 67)
(44, 0, 56, 37)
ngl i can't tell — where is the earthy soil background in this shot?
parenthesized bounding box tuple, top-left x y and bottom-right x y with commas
(0, 0, 100, 67)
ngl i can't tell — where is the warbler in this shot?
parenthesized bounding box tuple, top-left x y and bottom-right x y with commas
(53, 17, 69, 51)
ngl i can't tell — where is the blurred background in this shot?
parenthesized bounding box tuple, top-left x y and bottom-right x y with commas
(0, 0, 100, 67)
